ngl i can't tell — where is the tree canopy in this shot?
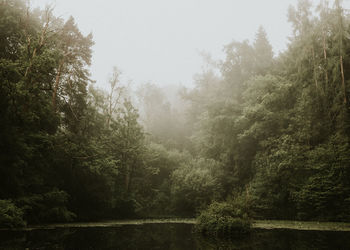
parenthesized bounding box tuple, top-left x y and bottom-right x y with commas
(1, 0, 350, 227)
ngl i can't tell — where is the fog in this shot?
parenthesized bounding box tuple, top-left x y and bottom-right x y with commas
(30, 0, 305, 89)
(3, 0, 350, 240)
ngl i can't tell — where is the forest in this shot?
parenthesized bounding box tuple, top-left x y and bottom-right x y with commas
(1, 0, 350, 228)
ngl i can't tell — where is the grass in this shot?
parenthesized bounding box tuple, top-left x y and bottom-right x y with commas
(253, 220, 350, 231)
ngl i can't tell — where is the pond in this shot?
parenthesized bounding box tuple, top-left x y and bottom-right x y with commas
(1, 223, 350, 249)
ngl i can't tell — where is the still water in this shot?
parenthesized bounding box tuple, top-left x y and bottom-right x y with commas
(1, 223, 350, 250)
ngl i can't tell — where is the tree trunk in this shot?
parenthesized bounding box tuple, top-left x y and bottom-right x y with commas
(312, 46, 318, 89)
(335, 0, 347, 104)
(125, 162, 135, 194)
(322, 30, 328, 86)
(125, 168, 130, 193)
(340, 55, 347, 104)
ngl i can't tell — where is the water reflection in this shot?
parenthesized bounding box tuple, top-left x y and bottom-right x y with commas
(1, 224, 350, 250)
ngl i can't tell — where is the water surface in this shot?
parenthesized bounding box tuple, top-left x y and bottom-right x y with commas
(1, 223, 350, 249)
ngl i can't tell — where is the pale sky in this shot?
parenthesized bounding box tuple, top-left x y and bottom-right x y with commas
(30, 0, 331, 89)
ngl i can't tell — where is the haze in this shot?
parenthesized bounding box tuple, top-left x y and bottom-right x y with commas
(3, 0, 350, 244)
(29, 0, 305, 89)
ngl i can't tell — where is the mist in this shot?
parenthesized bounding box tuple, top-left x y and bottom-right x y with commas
(2, 0, 350, 248)
(30, 0, 304, 89)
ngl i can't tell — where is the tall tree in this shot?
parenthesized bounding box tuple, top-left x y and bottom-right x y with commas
(52, 16, 93, 115)
(253, 26, 274, 75)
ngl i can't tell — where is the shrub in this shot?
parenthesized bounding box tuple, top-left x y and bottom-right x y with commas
(195, 201, 251, 236)
(171, 158, 223, 216)
(0, 199, 26, 228)
(17, 189, 76, 223)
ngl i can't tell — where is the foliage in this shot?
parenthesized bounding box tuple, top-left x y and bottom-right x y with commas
(0, 200, 25, 228)
(0, 0, 147, 225)
(17, 190, 76, 223)
(171, 158, 223, 216)
(2, 0, 350, 229)
(196, 201, 251, 236)
(183, 0, 350, 222)
(133, 143, 190, 217)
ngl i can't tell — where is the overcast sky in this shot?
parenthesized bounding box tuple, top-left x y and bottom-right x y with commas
(31, 0, 332, 89)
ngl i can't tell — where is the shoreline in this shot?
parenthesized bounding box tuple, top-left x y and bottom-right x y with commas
(253, 220, 350, 232)
(2, 219, 350, 232)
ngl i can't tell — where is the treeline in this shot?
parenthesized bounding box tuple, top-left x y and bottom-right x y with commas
(1, 0, 350, 228)
(0, 0, 182, 226)
(0, 0, 221, 227)
(138, 0, 350, 222)
(182, 0, 350, 222)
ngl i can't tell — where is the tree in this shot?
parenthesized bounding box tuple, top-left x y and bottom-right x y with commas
(106, 67, 124, 128)
(253, 26, 274, 75)
(110, 100, 144, 195)
(52, 16, 94, 114)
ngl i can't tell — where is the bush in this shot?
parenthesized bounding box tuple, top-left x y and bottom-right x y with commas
(195, 201, 251, 236)
(17, 189, 76, 223)
(171, 158, 223, 216)
(0, 199, 26, 228)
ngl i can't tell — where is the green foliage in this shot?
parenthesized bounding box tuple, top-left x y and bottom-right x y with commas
(293, 135, 350, 221)
(183, 0, 350, 222)
(0, 200, 25, 228)
(249, 135, 307, 219)
(0, 0, 147, 225)
(171, 158, 223, 216)
(17, 190, 76, 223)
(2, 0, 350, 228)
(133, 143, 189, 217)
(196, 201, 251, 236)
